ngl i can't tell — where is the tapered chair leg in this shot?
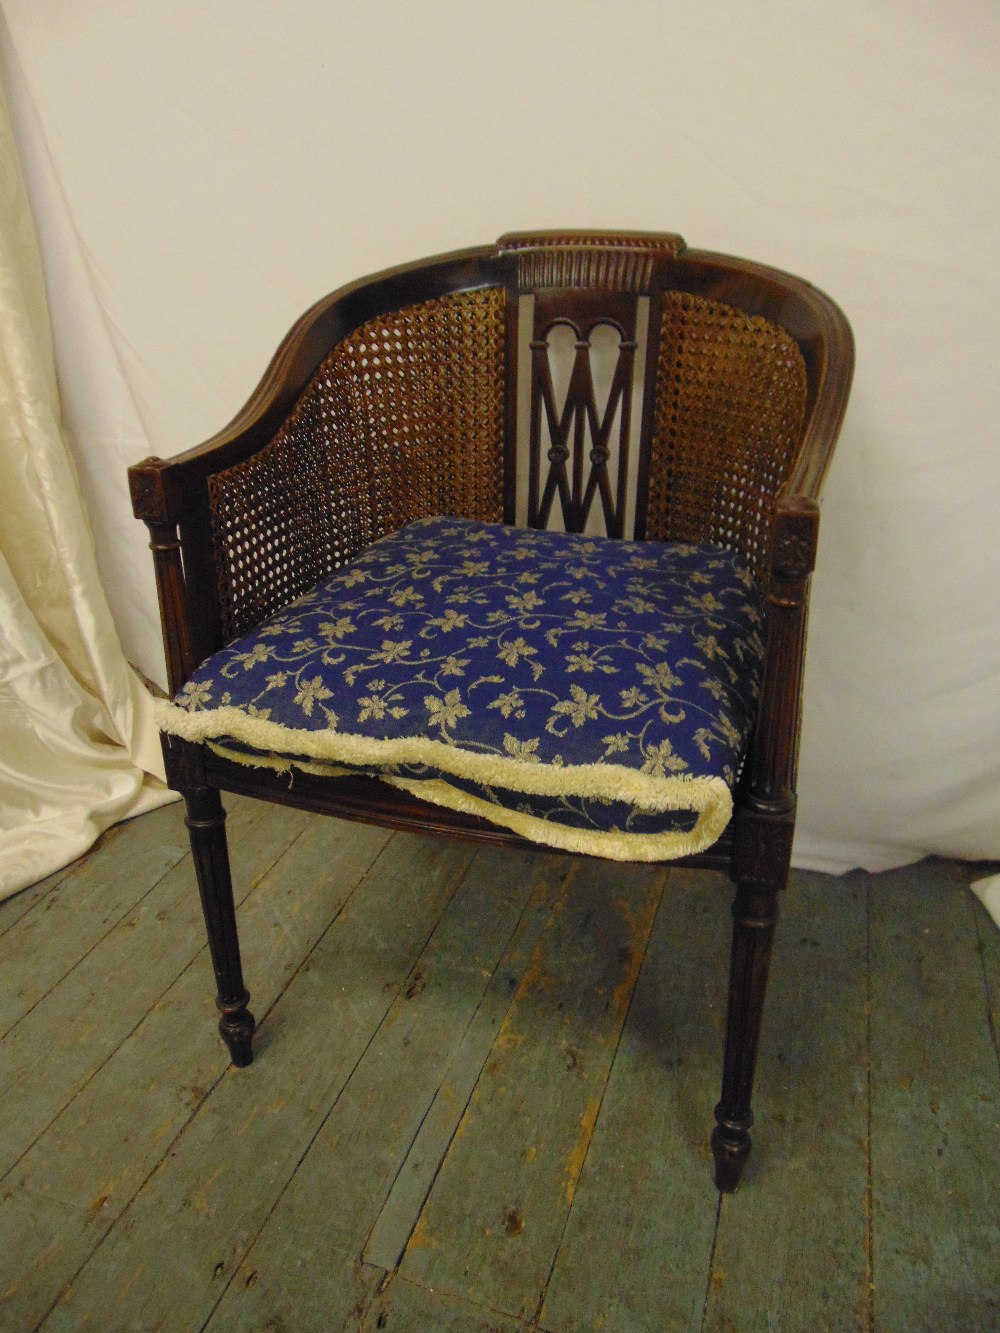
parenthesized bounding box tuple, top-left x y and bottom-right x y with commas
(183, 787, 256, 1066)
(711, 878, 780, 1191)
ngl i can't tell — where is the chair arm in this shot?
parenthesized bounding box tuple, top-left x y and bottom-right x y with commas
(783, 279, 855, 506)
(125, 293, 353, 693)
(129, 245, 505, 692)
(744, 491, 823, 821)
(742, 277, 853, 815)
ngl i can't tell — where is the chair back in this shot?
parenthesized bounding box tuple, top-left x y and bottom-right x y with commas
(166, 232, 852, 650)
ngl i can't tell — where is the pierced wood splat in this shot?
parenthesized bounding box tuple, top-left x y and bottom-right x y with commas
(500, 232, 682, 540)
(526, 291, 641, 538)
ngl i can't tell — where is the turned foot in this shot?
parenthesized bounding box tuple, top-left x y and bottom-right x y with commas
(712, 864, 782, 1191)
(217, 991, 256, 1067)
(183, 787, 256, 1068)
(711, 1107, 752, 1191)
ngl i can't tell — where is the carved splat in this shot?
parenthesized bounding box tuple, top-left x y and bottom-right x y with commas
(526, 290, 641, 537)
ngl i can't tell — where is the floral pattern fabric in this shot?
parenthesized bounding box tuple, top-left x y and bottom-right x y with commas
(158, 517, 766, 860)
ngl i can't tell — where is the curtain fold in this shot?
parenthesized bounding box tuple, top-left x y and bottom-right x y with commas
(0, 78, 173, 901)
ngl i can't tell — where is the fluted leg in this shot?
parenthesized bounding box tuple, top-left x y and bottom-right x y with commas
(183, 787, 256, 1066)
(711, 879, 780, 1191)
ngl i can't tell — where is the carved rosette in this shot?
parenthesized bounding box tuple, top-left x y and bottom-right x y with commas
(128, 458, 168, 522)
(734, 813, 795, 890)
(772, 501, 819, 577)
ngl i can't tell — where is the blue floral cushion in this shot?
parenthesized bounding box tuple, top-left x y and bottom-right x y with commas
(157, 517, 765, 861)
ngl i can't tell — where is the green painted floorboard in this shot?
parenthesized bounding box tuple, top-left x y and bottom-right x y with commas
(703, 869, 870, 1333)
(206, 847, 561, 1332)
(0, 803, 997, 1332)
(0, 801, 187, 1038)
(40, 832, 467, 1333)
(397, 858, 665, 1324)
(867, 860, 1000, 1333)
(538, 868, 731, 1333)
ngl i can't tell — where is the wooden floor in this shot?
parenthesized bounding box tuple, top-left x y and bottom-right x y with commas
(1, 798, 997, 1332)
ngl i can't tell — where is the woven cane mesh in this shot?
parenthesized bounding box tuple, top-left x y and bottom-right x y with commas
(208, 287, 506, 642)
(646, 292, 808, 582)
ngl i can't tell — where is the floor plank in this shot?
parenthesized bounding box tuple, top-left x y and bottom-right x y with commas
(0, 865, 70, 937)
(40, 832, 471, 1333)
(206, 846, 564, 1332)
(205, 1240, 380, 1333)
(0, 801, 187, 1037)
(703, 869, 870, 1333)
(969, 872, 1000, 1076)
(365, 1273, 537, 1331)
(539, 868, 731, 1333)
(0, 806, 386, 1330)
(868, 859, 1000, 1333)
(1, 800, 997, 1333)
(362, 851, 567, 1272)
(398, 858, 665, 1324)
(0, 796, 307, 1179)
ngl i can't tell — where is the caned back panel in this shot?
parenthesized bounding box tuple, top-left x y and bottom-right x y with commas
(644, 290, 808, 583)
(207, 287, 506, 642)
(205, 267, 808, 642)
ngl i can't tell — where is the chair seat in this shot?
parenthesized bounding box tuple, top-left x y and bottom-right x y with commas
(158, 518, 765, 860)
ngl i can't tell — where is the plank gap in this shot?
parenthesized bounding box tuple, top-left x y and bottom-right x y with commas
(362, 854, 571, 1273)
(699, 1192, 725, 1333)
(532, 879, 666, 1328)
(864, 873, 875, 1333)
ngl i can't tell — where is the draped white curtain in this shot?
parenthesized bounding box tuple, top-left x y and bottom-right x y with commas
(1, 1, 997, 879)
(0, 77, 172, 900)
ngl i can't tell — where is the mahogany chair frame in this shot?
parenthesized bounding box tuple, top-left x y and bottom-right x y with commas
(129, 232, 853, 1191)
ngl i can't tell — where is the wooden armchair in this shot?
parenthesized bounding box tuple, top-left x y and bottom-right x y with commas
(129, 231, 853, 1191)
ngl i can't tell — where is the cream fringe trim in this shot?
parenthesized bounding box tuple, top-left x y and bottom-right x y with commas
(205, 741, 727, 862)
(385, 778, 723, 862)
(156, 699, 732, 861)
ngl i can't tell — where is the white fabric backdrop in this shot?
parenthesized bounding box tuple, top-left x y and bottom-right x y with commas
(2, 0, 997, 874)
(0, 74, 171, 900)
